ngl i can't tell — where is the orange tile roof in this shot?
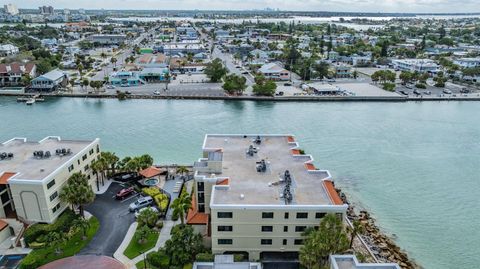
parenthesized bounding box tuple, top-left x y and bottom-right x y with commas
(0, 172, 16, 185)
(305, 163, 316, 170)
(291, 149, 300, 155)
(287, 136, 295, 143)
(0, 220, 8, 231)
(186, 192, 209, 225)
(216, 178, 229, 185)
(139, 166, 162, 178)
(323, 180, 344, 205)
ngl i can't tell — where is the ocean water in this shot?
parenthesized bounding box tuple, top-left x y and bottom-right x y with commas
(0, 97, 479, 269)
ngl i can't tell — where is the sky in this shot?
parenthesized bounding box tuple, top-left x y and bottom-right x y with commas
(2, 0, 479, 13)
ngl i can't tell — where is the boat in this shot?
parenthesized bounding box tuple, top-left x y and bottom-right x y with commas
(25, 99, 35, 105)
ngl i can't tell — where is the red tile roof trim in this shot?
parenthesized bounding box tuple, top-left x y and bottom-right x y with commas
(216, 178, 229, 185)
(305, 163, 316, 170)
(0, 220, 8, 232)
(186, 191, 209, 225)
(323, 180, 344, 205)
(287, 136, 295, 143)
(0, 172, 16, 185)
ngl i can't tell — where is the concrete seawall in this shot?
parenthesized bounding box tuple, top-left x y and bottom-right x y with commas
(2, 92, 480, 102)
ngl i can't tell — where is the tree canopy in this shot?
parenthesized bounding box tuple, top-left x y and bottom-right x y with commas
(59, 172, 95, 218)
(222, 74, 247, 95)
(252, 75, 277, 96)
(205, 58, 228, 82)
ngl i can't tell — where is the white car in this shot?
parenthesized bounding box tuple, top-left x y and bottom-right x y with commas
(153, 90, 161, 95)
(106, 85, 116, 89)
(134, 206, 158, 218)
(129, 196, 154, 212)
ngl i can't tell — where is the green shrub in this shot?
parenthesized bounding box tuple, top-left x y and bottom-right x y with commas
(415, 83, 427, 89)
(382, 82, 396, 92)
(234, 254, 245, 262)
(147, 251, 170, 268)
(196, 252, 214, 262)
(24, 209, 78, 245)
(143, 188, 169, 211)
(298, 149, 305, 155)
(142, 187, 161, 197)
(27, 242, 45, 249)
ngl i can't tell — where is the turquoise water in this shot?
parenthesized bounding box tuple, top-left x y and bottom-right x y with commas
(1, 97, 479, 268)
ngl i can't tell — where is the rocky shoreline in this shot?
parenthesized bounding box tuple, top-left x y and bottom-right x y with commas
(337, 188, 421, 269)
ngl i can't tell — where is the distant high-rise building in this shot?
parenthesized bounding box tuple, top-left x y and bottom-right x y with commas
(78, 8, 85, 15)
(39, 5, 54, 15)
(64, 8, 70, 15)
(4, 3, 19, 15)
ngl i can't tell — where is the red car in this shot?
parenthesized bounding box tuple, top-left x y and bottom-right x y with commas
(116, 187, 135, 200)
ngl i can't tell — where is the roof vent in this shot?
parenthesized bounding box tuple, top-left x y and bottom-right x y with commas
(40, 168, 44, 172)
(240, 194, 245, 199)
(210, 173, 216, 178)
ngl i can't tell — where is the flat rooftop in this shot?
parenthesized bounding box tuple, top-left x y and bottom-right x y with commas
(331, 255, 400, 269)
(199, 135, 339, 206)
(0, 137, 97, 182)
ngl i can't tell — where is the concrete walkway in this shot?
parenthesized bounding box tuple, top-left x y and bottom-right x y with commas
(113, 220, 178, 269)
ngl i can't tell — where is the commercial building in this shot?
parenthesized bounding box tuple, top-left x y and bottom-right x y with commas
(88, 34, 126, 45)
(330, 255, 400, 269)
(0, 136, 100, 223)
(191, 135, 347, 260)
(160, 43, 207, 56)
(391, 59, 439, 73)
(0, 62, 36, 87)
(3, 4, 19, 16)
(258, 63, 290, 81)
(0, 44, 19, 56)
(39, 6, 54, 15)
(31, 69, 67, 91)
(453, 57, 480, 68)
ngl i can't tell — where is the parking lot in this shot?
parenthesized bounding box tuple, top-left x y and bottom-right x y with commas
(80, 182, 138, 256)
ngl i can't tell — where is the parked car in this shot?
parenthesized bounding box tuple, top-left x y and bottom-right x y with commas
(443, 89, 452, 94)
(125, 91, 132, 95)
(460, 88, 470, 93)
(283, 83, 292, 86)
(153, 90, 161, 95)
(241, 71, 249, 75)
(129, 196, 154, 212)
(134, 206, 159, 218)
(112, 172, 138, 182)
(106, 85, 116, 89)
(116, 187, 135, 200)
(399, 90, 408, 95)
(424, 91, 432, 95)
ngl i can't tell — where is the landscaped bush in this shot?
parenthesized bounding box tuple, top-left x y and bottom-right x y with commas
(234, 254, 245, 262)
(143, 187, 170, 211)
(147, 251, 170, 268)
(415, 83, 427, 89)
(24, 209, 78, 245)
(195, 252, 214, 262)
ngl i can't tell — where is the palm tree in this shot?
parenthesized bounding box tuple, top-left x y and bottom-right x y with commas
(171, 192, 191, 225)
(110, 57, 117, 69)
(59, 172, 95, 218)
(176, 166, 189, 182)
(100, 151, 119, 175)
(164, 73, 171, 91)
(72, 218, 90, 240)
(138, 154, 154, 170)
(137, 207, 159, 228)
(91, 160, 101, 191)
(348, 219, 365, 249)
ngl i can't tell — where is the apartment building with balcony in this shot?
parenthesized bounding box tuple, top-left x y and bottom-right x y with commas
(191, 134, 348, 261)
(0, 136, 100, 224)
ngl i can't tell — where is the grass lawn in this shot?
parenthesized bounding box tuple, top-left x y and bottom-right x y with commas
(20, 217, 100, 269)
(123, 228, 159, 259)
(135, 260, 159, 269)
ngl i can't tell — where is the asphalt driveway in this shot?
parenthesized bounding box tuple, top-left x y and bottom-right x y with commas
(79, 182, 137, 256)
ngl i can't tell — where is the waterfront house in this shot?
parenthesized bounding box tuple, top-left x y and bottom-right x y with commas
(0, 62, 36, 87)
(191, 134, 347, 261)
(0, 44, 19, 57)
(392, 59, 439, 74)
(258, 63, 290, 81)
(31, 69, 67, 91)
(138, 67, 170, 83)
(109, 71, 145, 86)
(335, 65, 352, 78)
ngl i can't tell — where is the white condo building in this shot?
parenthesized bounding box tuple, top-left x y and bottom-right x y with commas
(392, 59, 439, 73)
(0, 136, 100, 224)
(190, 134, 347, 261)
(3, 4, 19, 16)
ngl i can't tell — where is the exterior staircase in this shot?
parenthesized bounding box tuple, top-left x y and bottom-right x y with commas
(1, 218, 28, 248)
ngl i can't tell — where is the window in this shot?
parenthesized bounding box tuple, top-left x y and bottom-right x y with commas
(294, 239, 304, 245)
(197, 182, 204, 191)
(296, 212, 308, 219)
(82, 154, 87, 161)
(47, 179, 56, 189)
(295, 226, 307, 232)
(68, 164, 74, 172)
(283, 239, 287, 245)
(84, 164, 89, 171)
(89, 148, 94, 155)
(49, 191, 58, 202)
(198, 193, 205, 203)
(77, 160, 80, 165)
(261, 226, 273, 232)
(218, 239, 232, 245)
(262, 212, 274, 219)
(284, 212, 289, 219)
(316, 212, 326, 219)
(283, 226, 288, 232)
(261, 239, 272, 245)
(96, 145, 100, 153)
(217, 212, 232, 218)
(52, 203, 61, 213)
(218, 226, 233, 232)
(198, 204, 205, 213)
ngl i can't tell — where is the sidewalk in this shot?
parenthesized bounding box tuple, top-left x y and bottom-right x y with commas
(113, 222, 138, 269)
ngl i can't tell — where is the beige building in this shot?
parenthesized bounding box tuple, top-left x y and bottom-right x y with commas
(0, 136, 100, 224)
(190, 134, 347, 261)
